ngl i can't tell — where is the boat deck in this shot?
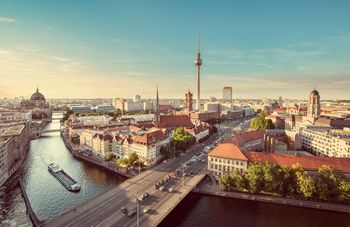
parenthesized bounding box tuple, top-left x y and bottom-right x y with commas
(56, 171, 75, 186)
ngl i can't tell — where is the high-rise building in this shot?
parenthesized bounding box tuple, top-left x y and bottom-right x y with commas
(307, 89, 321, 120)
(185, 90, 193, 111)
(223, 86, 232, 103)
(194, 32, 202, 111)
(278, 96, 283, 107)
(133, 94, 141, 103)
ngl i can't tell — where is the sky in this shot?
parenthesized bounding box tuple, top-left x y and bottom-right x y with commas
(0, 1, 350, 100)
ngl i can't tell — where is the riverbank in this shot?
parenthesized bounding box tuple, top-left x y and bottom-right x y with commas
(193, 179, 350, 214)
(60, 131, 133, 178)
(18, 179, 45, 227)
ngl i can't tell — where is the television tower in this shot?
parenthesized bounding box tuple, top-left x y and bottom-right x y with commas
(194, 31, 202, 111)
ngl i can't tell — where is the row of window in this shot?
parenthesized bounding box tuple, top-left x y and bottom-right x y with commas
(210, 157, 244, 166)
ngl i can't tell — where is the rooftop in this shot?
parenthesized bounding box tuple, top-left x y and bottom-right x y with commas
(208, 143, 248, 161)
(244, 151, 350, 173)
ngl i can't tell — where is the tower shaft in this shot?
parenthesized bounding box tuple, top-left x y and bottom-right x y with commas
(197, 66, 200, 111)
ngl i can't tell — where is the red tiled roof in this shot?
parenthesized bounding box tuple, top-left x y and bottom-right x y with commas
(222, 130, 265, 147)
(93, 133, 112, 141)
(159, 104, 173, 111)
(185, 125, 209, 135)
(209, 143, 248, 161)
(157, 115, 194, 128)
(133, 129, 166, 146)
(244, 151, 350, 173)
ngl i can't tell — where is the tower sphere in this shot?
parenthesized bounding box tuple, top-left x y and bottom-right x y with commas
(195, 58, 202, 66)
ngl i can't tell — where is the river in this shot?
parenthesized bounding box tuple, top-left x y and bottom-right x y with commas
(0, 113, 125, 226)
(1, 113, 349, 226)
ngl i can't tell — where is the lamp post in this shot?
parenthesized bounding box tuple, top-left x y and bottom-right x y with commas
(135, 195, 140, 227)
(181, 163, 184, 186)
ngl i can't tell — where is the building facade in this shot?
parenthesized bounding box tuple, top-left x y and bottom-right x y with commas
(223, 86, 233, 103)
(299, 127, 350, 158)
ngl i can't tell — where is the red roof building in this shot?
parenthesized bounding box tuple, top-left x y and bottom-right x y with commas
(157, 115, 194, 129)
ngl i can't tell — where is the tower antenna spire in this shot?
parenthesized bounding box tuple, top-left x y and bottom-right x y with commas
(197, 28, 200, 54)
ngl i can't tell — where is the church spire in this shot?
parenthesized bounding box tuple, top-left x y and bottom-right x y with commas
(155, 86, 160, 126)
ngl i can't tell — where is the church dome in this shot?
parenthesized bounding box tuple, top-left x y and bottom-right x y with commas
(310, 89, 319, 97)
(30, 88, 46, 101)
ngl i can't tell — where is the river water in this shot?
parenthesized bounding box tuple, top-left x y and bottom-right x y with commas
(0, 113, 125, 226)
(1, 113, 350, 226)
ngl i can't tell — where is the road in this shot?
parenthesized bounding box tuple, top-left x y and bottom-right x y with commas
(48, 120, 243, 227)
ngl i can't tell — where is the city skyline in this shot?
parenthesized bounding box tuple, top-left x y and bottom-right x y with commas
(1, 1, 350, 99)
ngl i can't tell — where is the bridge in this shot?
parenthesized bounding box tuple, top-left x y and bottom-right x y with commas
(46, 134, 219, 227)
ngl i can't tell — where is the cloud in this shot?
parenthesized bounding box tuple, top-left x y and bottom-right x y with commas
(0, 17, 16, 23)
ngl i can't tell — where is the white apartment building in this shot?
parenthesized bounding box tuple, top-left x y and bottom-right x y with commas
(0, 110, 32, 123)
(204, 102, 220, 112)
(299, 127, 350, 158)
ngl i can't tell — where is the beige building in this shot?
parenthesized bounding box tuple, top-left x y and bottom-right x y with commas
(0, 122, 30, 187)
(299, 127, 350, 158)
(208, 143, 248, 177)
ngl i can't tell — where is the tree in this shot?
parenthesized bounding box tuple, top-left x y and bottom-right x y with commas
(315, 165, 342, 201)
(297, 172, 316, 200)
(117, 153, 139, 168)
(261, 163, 283, 193)
(250, 111, 275, 130)
(244, 163, 264, 193)
(128, 152, 139, 166)
(219, 173, 233, 191)
(172, 128, 195, 150)
(279, 166, 298, 196)
(230, 168, 246, 190)
(338, 180, 350, 201)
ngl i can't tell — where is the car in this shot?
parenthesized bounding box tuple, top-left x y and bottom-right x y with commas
(168, 187, 174, 192)
(201, 159, 205, 163)
(138, 192, 149, 201)
(159, 186, 165, 191)
(121, 207, 127, 214)
(127, 208, 136, 217)
(143, 206, 151, 213)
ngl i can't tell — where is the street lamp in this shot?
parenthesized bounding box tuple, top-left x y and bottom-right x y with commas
(135, 194, 140, 227)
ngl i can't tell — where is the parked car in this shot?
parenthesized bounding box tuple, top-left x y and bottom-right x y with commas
(121, 207, 127, 214)
(138, 192, 149, 201)
(127, 208, 136, 217)
(159, 186, 165, 191)
(143, 206, 151, 213)
(168, 187, 174, 193)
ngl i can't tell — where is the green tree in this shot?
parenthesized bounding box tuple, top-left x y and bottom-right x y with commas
(244, 163, 264, 193)
(250, 111, 275, 130)
(315, 165, 342, 201)
(261, 163, 283, 193)
(297, 172, 316, 200)
(172, 128, 196, 150)
(117, 153, 139, 167)
(128, 152, 139, 166)
(338, 180, 350, 201)
(219, 173, 233, 191)
(279, 166, 298, 196)
(230, 168, 246, 190)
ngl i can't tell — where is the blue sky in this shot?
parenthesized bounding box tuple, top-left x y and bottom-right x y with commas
(0, 1, 350, 99)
